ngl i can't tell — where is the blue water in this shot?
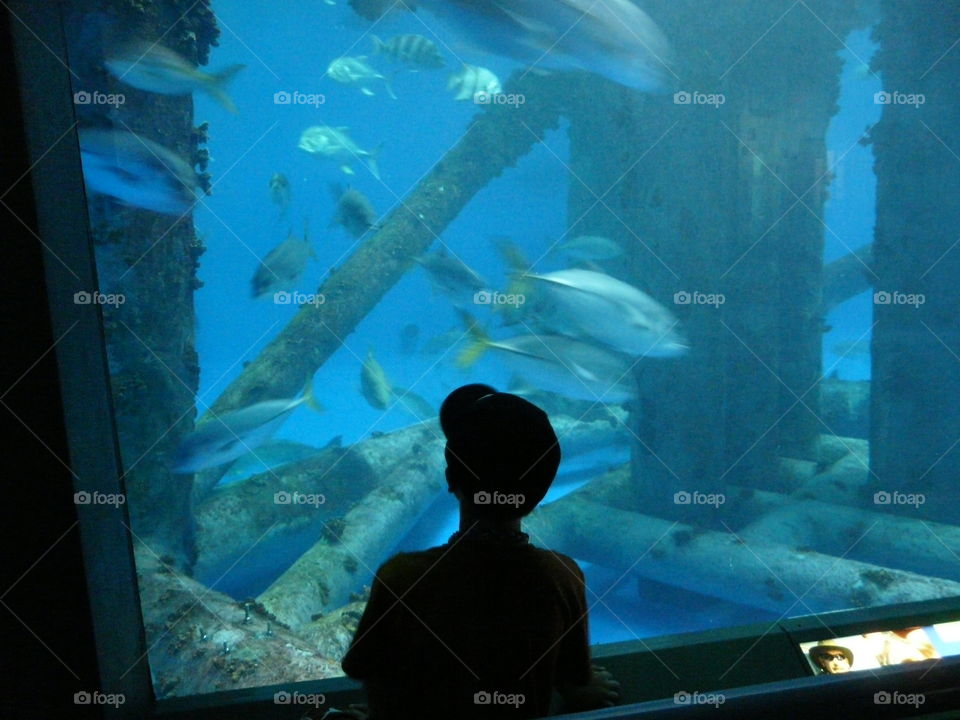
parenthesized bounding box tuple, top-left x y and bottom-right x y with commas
(185, 4, 882, 647)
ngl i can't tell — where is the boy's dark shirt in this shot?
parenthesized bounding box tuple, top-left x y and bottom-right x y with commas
(341, 535, 592, 719)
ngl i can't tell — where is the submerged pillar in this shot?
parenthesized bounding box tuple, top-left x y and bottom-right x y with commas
(565, 0, 860, 521)
(869, 2, 960, 523)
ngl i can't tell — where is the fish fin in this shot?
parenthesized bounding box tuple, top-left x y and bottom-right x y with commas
(301, 376, 325, 413)
(207, 64, 245, 113)
(371, 35, 384, 55)
(383, 72, 398, 100)
(454, 311, 489, 369)
(365, 143, 383, 181)
(361, 87, 375, 96)
(340, 164, 356, 176)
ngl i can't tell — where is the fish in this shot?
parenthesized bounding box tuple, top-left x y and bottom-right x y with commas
(360, 349, 434, 417)
(447, 63, 502, 101)
(399, 323, 420, 354)
(414, 248, 486, 303)
(78, 127, 197, 215)
(299, 125, 383, 180)
(171, 380, 324, 473)
(551, 235, 623, 262)
(420, 326, 468, 355)
(456, 316, 638, 403)
(330, 184, 378, 238)
(326, 56, 397, 98)
(218, 439, 325, 486)
(269, 173, 292, 216)
(520, 268, 689, 358)
(104, 41, 245, 112)
(415, 0, 674, 93)
(372, 34, 445, 69)
(251, 220, 315, 298)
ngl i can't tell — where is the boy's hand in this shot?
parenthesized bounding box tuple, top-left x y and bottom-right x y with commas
(559, 664, 622, 711)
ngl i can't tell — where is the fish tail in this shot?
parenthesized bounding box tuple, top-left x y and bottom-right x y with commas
(365, 143, 383, 181)
(494, 237, 533, 299)
(302, 376, 325, 413)
(208, 64, 245, 113)
(455, 312, 489, 369)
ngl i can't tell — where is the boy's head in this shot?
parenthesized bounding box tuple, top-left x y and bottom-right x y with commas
(440, 384, 561, 520)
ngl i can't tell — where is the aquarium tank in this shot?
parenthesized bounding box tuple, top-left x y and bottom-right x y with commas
(20, 0, 960, 708)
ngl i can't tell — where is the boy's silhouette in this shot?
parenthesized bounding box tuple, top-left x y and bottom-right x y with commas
(340, 383, 620, 718)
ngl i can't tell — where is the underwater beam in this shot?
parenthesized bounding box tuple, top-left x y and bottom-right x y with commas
(194, 72, 566, 492)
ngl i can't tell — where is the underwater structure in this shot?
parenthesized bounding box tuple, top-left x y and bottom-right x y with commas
(11, 0, 960, 711)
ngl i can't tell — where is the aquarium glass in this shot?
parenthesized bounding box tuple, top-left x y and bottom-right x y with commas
(52, 0, 960, 701)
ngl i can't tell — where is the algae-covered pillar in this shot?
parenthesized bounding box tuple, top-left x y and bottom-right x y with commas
(869, 2, 960, 524)
(565, 0, 861, 518)
(64, 0, 219, 570)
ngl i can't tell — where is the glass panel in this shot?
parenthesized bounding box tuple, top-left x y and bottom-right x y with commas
(53, 0, 960, 706)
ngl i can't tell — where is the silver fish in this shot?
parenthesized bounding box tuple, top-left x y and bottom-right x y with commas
(105, 41, 245, 112)
(79, 128, 197, 215)
(330, 184, 378, 238)
(417, 0, 673, 92)
(457, 319, 638, 403)
(218, 439, 324, 486)
(414, 248, 486, 303)
(523, 268, 688, 357)
(361, 349, 434, 417)
(326, 56, 397, 98)
(373, 34, 445, 69)
(447, 63, 502, 101)
(299, 125, 382, 180)
(251, 221, 315, 298)
(552, 235, 623, 262)
(172, 382, 323, 473)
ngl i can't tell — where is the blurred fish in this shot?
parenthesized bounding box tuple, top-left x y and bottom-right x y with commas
(269, 173, 292, 216)
(421, 326, 468, 355)
(414, 248, 486, 303)
(251, 220, 315, 298)
(399, 323, 420, 354)
(457, 316, 638, 402)
(218, 439, 325, 486)
(326, 56, 397, 98)
(522, 268, 688, 357)
(330, 184, 378, 238)
(360, 349, 434, 417)
(79, 127, 197, 215)
(373, 34, 445, 69)
(172, 381, 323, 473)
(104, 41, 245, 112)
(551, 235, 623, 262)
(299, 125, 382, 180)
(448, 63, 502, 101)
(416, 0, 674, 92)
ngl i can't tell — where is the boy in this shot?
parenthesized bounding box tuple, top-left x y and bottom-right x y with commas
(339, 384, 620, 718)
